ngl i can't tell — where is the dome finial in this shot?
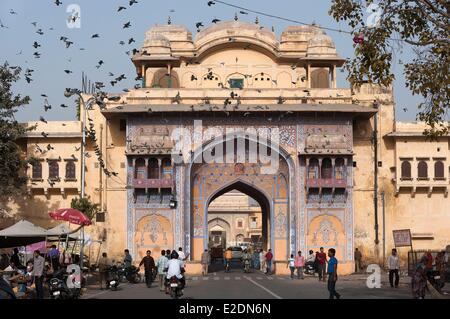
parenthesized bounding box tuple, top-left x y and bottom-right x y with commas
(255, 16, 259, 24)
(167, 16, 171, 25)
(234, 12, 238, 21)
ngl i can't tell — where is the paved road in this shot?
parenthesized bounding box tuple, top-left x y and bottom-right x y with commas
(82, 269, 416, 299)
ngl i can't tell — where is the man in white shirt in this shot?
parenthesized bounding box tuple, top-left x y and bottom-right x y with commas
(387, 248, 400, 288)
(166, 251, 185, 291)
(33, 250, 45, 299)
(178, 247, 186, 267)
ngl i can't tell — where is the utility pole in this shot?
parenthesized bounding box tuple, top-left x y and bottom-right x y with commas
(373, 101, 380, 249)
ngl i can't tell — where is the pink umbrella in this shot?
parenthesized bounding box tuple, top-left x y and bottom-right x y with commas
(49, 208, 92, 226)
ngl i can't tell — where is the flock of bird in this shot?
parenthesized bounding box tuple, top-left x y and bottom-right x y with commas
(2, 0, 399, 186)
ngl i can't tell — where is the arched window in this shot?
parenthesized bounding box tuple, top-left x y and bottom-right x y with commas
(434, 161, 444, 179)
(401, 161, 411, 179)
(161, 158, 172, 179)
(32, 162, 42, 179)
(311, 68, 330, 88)
(148, 158, 159, 179)
(308, 158, 319, 179)
(321, 158, 332, 179)
(134, 158, 146, 179)
(334, 158, 345, 180)
(417, 161, 428, 179)
(48, 161, 59, 180)
(65, 160, 76, 179)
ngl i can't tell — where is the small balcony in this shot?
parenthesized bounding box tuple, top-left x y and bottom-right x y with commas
(306, 178, 347, 189)
(132, 178, 173, 189)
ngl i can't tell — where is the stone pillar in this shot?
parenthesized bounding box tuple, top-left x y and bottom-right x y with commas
(307, 64, 311, 89)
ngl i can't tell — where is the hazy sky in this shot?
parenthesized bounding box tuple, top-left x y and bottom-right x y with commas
(0, 0, 423, 123)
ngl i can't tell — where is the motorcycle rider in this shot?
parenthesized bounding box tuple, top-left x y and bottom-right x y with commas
(165, 250, 185, 294)
(242, 249, 251, 272)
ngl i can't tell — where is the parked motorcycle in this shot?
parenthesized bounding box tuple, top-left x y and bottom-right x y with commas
(118, 264, 141, 284)
(48, 267, 82, 299)
(105, 265, 120, 291)
(426, 270, 445, 292)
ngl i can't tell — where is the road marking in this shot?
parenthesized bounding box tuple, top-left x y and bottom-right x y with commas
(203, 277, 209, 280)
(235, 276, 241, 280)
(84, 290, 109, 299)
(191, 276, 198, 281)
(224, 276, 230, 280)
(213, 276, 220, 280)
(267, 276, 274, 280)
(256, 277, 263, 280)
(244, 276, 282, 299)
(278, 277, 285, 280)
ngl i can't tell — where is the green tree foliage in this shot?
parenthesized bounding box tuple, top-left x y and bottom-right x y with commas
(0, 62, 32, 199)
(329, 0, 449, 136)
(70, 196, 99, 221)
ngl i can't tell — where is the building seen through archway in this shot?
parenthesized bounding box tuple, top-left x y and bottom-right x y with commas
(208, 190, 263, 250)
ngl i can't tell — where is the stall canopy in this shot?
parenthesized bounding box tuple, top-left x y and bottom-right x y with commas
(0, 220, 48, 248)
(46, 224, 79, 240)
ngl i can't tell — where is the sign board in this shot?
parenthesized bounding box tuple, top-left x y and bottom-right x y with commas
(393, 229, 412, 247)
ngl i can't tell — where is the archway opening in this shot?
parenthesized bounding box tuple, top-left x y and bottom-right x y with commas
(205, 182, 270, 270)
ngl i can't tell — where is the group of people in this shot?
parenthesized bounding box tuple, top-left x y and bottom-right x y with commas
(214, 247, 274, 274)
(97, 247, 188, 295)
(0, 246, 76, 299)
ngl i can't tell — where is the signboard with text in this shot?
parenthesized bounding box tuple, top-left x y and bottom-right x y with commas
(393, 229, 412, 247)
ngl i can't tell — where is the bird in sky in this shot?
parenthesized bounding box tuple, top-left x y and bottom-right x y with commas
(118, 6, 126, 12)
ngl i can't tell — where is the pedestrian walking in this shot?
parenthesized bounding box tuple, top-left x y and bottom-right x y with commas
(259, 249, 266, 272)
(327, 248, 341, 299)
(139, 250, 156, 288)
(295, 251, 305, 279)
(287, 254, 295, 278)
(387, 248, 400, 288)
(123, 249, 132, 268)
(354, 248, 363, 273)
(224, 248, 232, 272)
(412, 261, 427, 299)
(201, 249, 210, 276)
(317, 247, 327, 281)
(48, 245, 60, 271)
(265, 249, 273, 275)
(252, 249, 260, 270)
(32, 250, 45, 299)
(156, 250, 169, 292)
(98, 252, 111, 290)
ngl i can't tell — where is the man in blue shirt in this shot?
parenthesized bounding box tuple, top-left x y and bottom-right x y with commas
(327, 248, 341, 299)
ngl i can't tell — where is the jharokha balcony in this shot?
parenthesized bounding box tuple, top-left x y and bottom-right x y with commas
(132, 178, 174, 189)
(306, 178, 346, 189)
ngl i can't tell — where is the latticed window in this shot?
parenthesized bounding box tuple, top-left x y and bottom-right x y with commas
(48, 161, 59, 180)
(308, 158, 319, 179)
(321, 158, 332, 179)
(417, 161, 428, 179)
(334, 158, 345, 180)
(434, 161, 444, 179)
(148, 158, 159, 179)
(65, 160, 76, 179)
(161, 158, 172, 179)
(32, 162, 42, 179)
(134, 158, 146, 179)
(401, 161, 411, 179)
